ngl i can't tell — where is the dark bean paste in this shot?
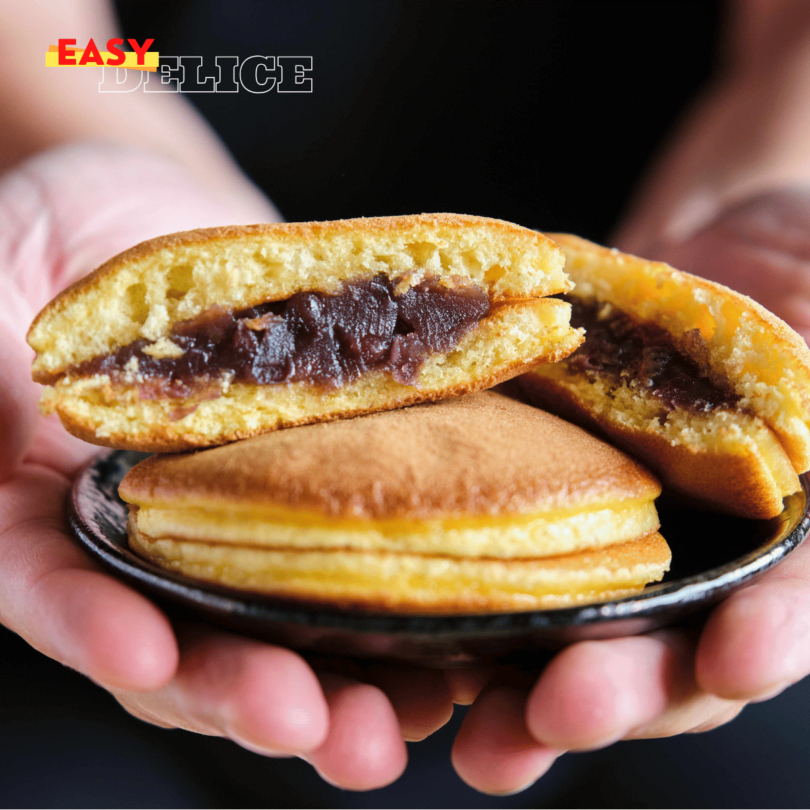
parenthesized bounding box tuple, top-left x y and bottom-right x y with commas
(566, 297, 740, 413)
(76, 274, 490, 399)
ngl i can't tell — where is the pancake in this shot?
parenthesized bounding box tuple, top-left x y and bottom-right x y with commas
(28, 214, 583, 452)
(120, 392, 671, 613)
(129, 533, 671, 613)
(521, 234, 810, 519)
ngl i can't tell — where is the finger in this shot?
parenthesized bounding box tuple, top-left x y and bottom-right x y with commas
(24, 414, 98, 476)
(444, 655, 555, 706)
(626, 695, 745, 739)
(526, 633, 694, 750)
(697, 541, 810, 700)
(644, 189, 810, 336)
(362, 663, 453, 741)
(7, 144, 280, 296)
(527, 632, 746, 748)
(444, 666, 498, 705)
(117, 627, 330, 756)
(451, 685, 557, 795)
(0, 463, 178, 691)
(305, 672, 407, 791)
(0, 309, 38, 479)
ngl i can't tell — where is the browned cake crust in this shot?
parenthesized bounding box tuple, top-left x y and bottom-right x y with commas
(29, 214, 580, 451)
(30, 214, 563, 344)
(521, 233, 810, 519)
(520, 375, 794, 519)
(122, 392, 669, 612)
(121, 391, 661, 521)
(28, 213, 571, 378)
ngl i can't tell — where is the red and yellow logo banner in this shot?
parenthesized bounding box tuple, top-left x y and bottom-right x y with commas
(46, 39, 158, 71)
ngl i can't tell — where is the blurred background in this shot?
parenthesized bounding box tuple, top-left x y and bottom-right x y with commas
(119, 0, 719, 239)
(3, 1, 810, 806)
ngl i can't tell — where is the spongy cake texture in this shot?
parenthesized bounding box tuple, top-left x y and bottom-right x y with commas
(29, 214, 583, 451)
(29, 214, 570, 378)
(129, 530, 671, 613)
(522, 234, 810, 518)
(40, 298, 582, 451)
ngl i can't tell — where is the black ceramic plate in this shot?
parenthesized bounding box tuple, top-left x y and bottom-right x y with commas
(69, 450, 810, 667)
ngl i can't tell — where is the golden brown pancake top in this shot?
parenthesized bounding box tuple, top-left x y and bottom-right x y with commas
(120, 392, 661, 521)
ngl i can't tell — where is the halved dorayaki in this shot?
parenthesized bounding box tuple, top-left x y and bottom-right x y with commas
(521, 234, 810, 519)
(119, 392, 670, 613)
(28, 215, 583, 451)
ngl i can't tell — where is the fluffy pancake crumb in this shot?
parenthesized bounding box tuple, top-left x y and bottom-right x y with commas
(42, 299, 582, 451)
(522, 233, 810, 518)
(29, 215, 582, 451)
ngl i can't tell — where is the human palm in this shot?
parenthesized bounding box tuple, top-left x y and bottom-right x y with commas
(447, 188, 810, 794)
(0, 143, 453, 792)
(6, 144, 810, 796)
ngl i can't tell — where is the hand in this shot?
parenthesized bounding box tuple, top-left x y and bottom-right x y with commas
(0, 143, 453, 791)
(448, 188, 810, 795)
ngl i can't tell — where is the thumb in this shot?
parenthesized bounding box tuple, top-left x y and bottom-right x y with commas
(3, 142, 280, 298)
(0, 293, 39, 480)
(0, 141, 280, 475)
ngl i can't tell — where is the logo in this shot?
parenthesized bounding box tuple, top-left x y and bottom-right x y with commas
(46, 39, 313, 93)
(46, 39, 158, 70)
(100, 56, 314, 94)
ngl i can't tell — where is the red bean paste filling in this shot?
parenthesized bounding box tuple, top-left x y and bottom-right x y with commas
(77, 274, 490, 398)
(565, 297, 740, 413)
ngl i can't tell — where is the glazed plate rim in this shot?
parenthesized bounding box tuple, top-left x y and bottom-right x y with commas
(69, 450, 810, 638)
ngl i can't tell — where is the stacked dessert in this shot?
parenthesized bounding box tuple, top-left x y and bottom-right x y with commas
(27, 215, 810, 612)
(118, 393, 669, 612)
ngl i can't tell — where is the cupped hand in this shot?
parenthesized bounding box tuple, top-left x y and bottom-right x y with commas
(0, 143, 453, 791)
(449, 188, 810, 795)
